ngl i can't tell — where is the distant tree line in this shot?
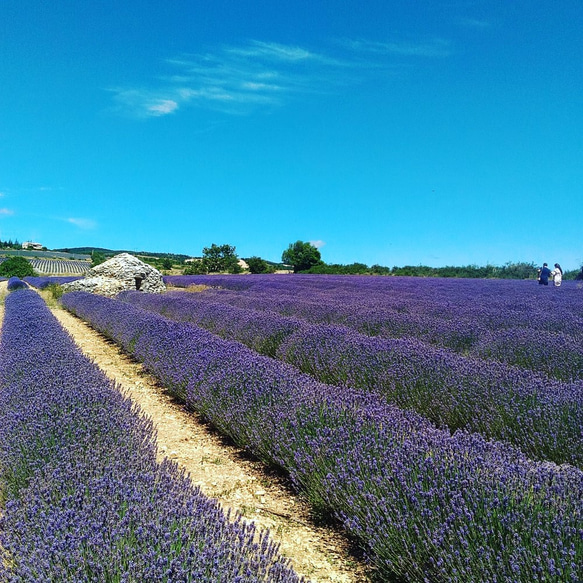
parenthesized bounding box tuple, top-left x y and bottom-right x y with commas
(276, 242, 583, 280)
(0, 238, 22, 250)
(59, 247, 191, 263)
(305, 261, 582, 280)
(28, 241, 583, 281)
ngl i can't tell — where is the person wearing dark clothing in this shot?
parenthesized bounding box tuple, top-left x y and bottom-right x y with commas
(538, 263, 552, 285)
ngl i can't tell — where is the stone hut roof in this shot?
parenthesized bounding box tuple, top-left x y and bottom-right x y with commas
(62, 253, 166, 296)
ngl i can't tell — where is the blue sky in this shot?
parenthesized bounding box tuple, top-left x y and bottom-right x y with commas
(1, 1, 581, 269)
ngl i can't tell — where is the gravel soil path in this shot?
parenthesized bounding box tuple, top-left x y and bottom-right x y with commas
(33, 290, 371, 582)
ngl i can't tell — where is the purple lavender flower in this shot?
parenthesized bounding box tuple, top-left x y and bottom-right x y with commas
(23, 276, 81, 289)
(62, 290, 583, 582)
(6, 277, 27, 291)
(0, 290, 304, 582)
(118, 288, 583, 468)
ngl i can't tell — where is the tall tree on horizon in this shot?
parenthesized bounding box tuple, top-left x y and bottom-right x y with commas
(202, 243, 241, 273)
(281, 241, 322, 273)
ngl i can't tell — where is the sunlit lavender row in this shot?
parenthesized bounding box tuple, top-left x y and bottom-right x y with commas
(6, 277, 27, 291)
(24, 275, 81, 289)
(118, 289, 583, 467)
(165, 275, 583, 381)
(0, 289, 303, 583)
(62, 290, 583, 582)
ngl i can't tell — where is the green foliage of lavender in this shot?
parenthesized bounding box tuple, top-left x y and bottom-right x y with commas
(0, 290, 303, 583)
(118, 290, 583, 468)
(62, 291, 583, 582)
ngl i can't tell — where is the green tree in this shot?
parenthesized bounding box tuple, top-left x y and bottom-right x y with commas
(0, 256, 36, 278)
(246, 256, 275, 274)
(90, 250, 107, 267)
(497, 261, 538, 279)
(281, 241, 322, 273)
(371, 264, 391, 275)
(202, 243, 241, 274)
(160, 257, 173, 270)
(183, 260, 208, 275)
(564, 265, 583, 280)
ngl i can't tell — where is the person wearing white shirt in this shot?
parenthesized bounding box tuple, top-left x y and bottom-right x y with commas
(551, 263, 563, 287)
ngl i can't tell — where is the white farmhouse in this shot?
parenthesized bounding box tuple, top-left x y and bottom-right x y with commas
(22, 241, 43, 250)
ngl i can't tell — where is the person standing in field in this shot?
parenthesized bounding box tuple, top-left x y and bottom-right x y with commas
(551, 263, 563, 286)
(538, 263, 552, 285)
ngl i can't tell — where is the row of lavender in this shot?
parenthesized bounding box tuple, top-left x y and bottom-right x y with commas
(6, 277, 27, 291)
(61, 290, 583, 582)
(164, 274, 583, 328)
(24, 275, 80, 289)
(118, 289, 583, 468)
(0, 289, 303, 582)
(164, 275, 583, 381)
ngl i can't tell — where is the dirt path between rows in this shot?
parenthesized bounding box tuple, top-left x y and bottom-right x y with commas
(36, 291, 370, 582)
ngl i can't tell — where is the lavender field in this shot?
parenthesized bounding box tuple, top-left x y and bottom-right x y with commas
(61, 274, 583, 582)
(0, 289, 304, 582)
(126, 276, 583, 468)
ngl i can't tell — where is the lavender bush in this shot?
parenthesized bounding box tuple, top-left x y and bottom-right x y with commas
(119, 290, 305, 358)
(0, 289, 304, 583)
(118, 290, 583, 467)
(23, 275, 81, 289)
(62, 291, 583, 582)
(6, 277, 27, 291)
(473, 327, 583, 381)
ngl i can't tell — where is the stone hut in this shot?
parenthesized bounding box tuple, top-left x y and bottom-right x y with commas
(62, 253, 166, 297)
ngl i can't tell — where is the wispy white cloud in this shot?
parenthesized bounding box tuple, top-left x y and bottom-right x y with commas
(346, 38, 453, 58)
(110, 89, 182, 118)
(310, 240, 326, 249)
(0, 208, 14, 216)
(109, 39, 361, 118)
(110, 36, 453, 118)
(67, 217, 96, 229)
(147, 99, 179, 116)
(458, 17, 490, 28)
(226, 41, 316, 62)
